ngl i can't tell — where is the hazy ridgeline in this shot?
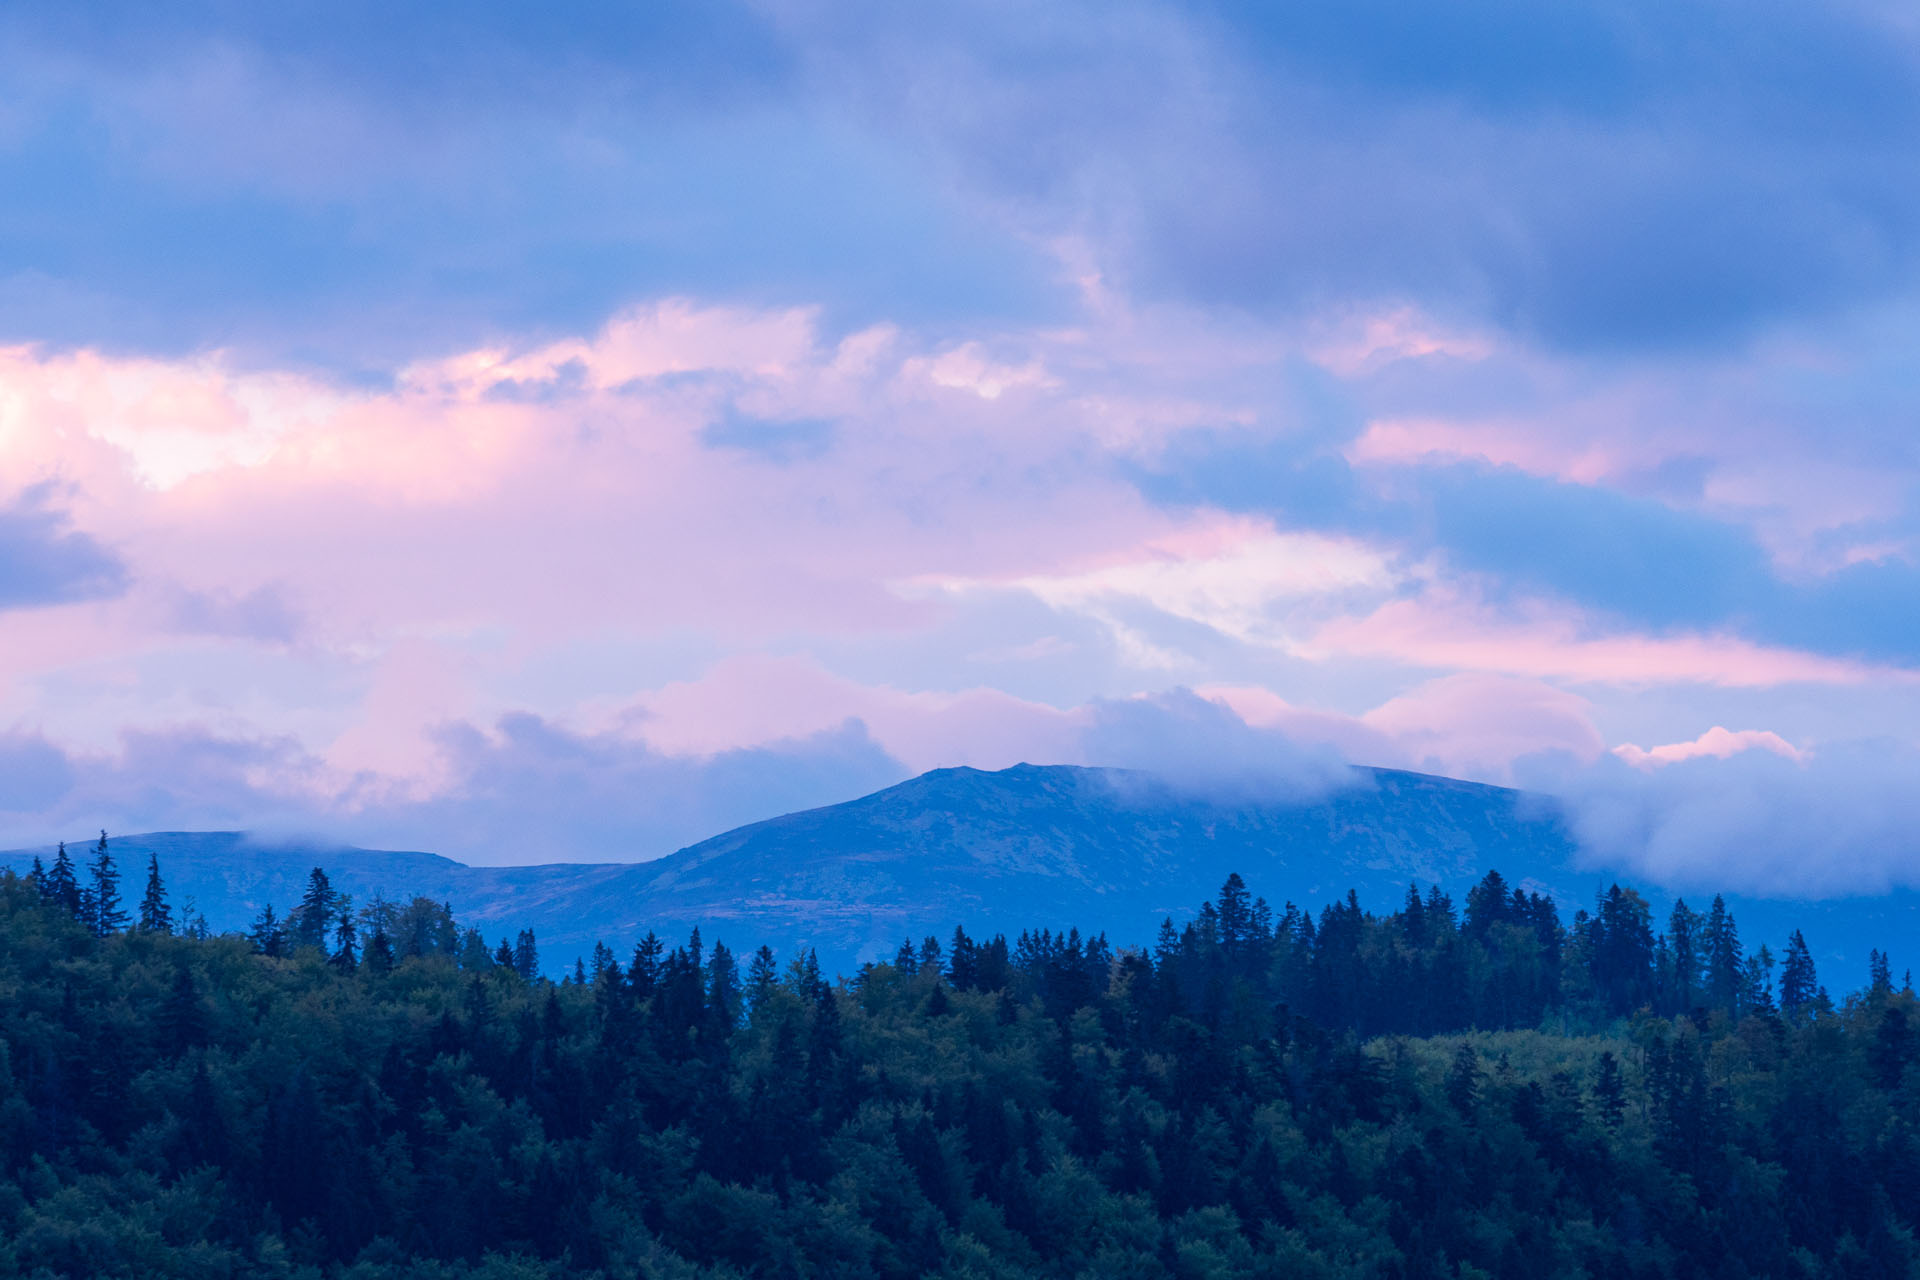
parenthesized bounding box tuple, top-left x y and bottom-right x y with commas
(2, 854, 1917, 1280)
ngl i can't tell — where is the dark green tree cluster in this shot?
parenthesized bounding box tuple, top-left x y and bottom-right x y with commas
(0, 864, 1916, 1279)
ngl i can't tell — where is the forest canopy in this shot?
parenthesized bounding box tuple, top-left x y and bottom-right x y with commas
(1, 843, 1916, 1279)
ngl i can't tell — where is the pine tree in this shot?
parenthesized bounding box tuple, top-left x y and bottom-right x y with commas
(1780, 930, 1818, 1017)
(47, 841, 81, 919)
(1869, 949, 1894, 1000)
(293, 868, 335, 952)
(1217, 873, 1253, 952)
(631, 932, 663, 999)
(89, 831, 128, 936)
(138, 852, 172, 934)
(513, 929, 539, 980)
(1665, 898, 1701, 1012)
(748, 945, 779, 1011)
(27, 855, 45, 894)
(366, 926, 396, 976)
(706, 941, 740, 1039)
(249, 903, 285, 956)
(494, 938, 516, 968)
(330, 898, 358, 970)
(947, 926, 979, 990)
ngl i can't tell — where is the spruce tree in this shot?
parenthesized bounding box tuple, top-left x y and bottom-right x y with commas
(27, 855, 45, 895)
(706, 941, 739, 1038)
(631, 931, 663, 999)
(366, 926, 396, 976)
(1703, 896, 1744, 1013)
(494, 938, 515, 968)
(1869, 949, 1894, 999)
(248, 903, 284, 955)
(513, 929, 539, 981)
(1216, 873, 1253, 952)
(748, 945, 779, 1010)
(48, 841, 81, 920)
(89, 832, 128, 936)
(330, 897, 358, 970)
(1780, 930, 1819, 1016)
(293, 868, 334, 952)
(138, 852, 172, 934)
(1665, 899, 1700, 1012)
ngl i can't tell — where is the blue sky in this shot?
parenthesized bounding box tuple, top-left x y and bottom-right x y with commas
(0, 0, 1916, 890)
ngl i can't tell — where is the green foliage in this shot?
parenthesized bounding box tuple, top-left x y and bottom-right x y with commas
(0, 865, 1915, 1279)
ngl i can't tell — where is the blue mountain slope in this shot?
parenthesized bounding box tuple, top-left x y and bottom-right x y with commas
(3, 764, 1914, 979)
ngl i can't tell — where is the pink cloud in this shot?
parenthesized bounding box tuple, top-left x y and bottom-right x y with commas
(1347, 417, 1625, 486)
(627, 653, 1084, 775)
(2, 290, 1916, 839)
(1612, 725, 1804, 769)
(1360, 673, 1606, 781)
(1201, 674, 1605, 784)
(1307, 591, 1902, 688)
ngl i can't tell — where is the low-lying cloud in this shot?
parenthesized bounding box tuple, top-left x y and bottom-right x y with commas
(0, 716, 907, 866)
(1079, 688, 1358, 803)
(1525, 741, 1920, 899)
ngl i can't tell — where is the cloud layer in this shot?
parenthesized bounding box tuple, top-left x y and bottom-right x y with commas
(0, 3, 1917, 896)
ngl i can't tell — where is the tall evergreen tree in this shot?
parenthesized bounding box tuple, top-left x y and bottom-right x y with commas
(706, 941, 740, 1040)
(47, 840, 81, 920)
(1869, 949, 1894, 999)
(1216, 873, 1254, 952)
(1702, 895, 1744, 1013)
(1780, 930, 1819, 1016)
(89, 831, 128, 936)
(293, 867, 335, 952)
(513, 929, 539, 980)
(27, 855, 45, 895)
(330, 897, 358, 970)
(747, 945, 779, 1011)
(249, 903, 285, 956)
(1665, 898, 1700, 1011)
(138, 852, 172, 934)
(631, 931, 664, 999)
(366, 926, 395, 976)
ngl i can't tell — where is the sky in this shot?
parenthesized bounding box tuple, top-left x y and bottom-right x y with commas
(2, 1, 1918, 891)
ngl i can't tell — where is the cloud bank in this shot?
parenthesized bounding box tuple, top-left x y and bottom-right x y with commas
(0, 3, 1915, 901)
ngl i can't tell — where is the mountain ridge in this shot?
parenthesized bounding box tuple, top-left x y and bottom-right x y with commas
(4, 763, 1915, 976)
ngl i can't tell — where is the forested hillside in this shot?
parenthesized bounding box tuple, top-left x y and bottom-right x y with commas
(2, 843, 1917, 1278)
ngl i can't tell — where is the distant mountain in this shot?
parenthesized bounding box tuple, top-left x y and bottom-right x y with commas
(5, 764, 1915, 978)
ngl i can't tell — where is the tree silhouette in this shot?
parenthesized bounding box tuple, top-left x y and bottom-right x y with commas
(89, 831, 128, 936)
(46, 841, 81, 919)
(138, 852, 172, 934)
(293, 867, 335, 952)
(1780, 930, 1819, 1017)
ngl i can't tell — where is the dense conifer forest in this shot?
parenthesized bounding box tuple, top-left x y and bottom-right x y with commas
(1, 839, 1917, 1278)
